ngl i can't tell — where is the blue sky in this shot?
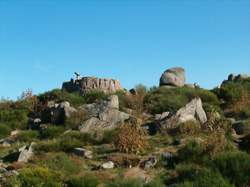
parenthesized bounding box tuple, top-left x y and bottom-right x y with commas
(0, 0, 250, 99)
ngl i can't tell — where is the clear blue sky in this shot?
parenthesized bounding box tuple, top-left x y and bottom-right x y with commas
(0, 0, 250, 99)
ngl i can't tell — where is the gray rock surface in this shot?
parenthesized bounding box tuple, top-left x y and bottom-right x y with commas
(101, 161, 115, 169)
(73, 148, 93, 159)
(18, 143, 35, 163)
(140, 156, 158, 170)
(160, 67, 186, 87)
(62, 76, 122, 94)
(79, 95, 130, 132)
(160, 98, 207, 129)
(42, 101, 77, 125)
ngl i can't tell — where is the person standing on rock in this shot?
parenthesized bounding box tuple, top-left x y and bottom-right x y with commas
(74, 72, 81, 80)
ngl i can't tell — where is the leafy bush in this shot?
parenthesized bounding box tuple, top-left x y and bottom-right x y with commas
(9, 166, 62, 187)
(41, 152, 80, 177)
(38, 89, 85, 107)
(0, 123, 11, 139)
(203, 131, 231, 158)
(178, 120, 201, 135)
(67, 175, 100, 187)
(144, 177, 165, 187)
(116, 84, 147, 115)
(177, 167, 232, 187)
(105, 178, 143, 187)
(15, 130, 39, 142)
(114, 123, 148, 154)
(214, 78, 250, 119)
(40, 126, 65, 139)
(0, 101, 29, 130)
(213, 151, 250, 187)
(144, 87, 219, 114)
(83, 90, 108, 104)
(63, 131, 99, 145)
(178, 141, 205, 163)
(34, 130, 99, 153)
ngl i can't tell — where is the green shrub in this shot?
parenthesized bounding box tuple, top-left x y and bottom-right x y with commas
(83, 90, 108, 104)
(41, 152, 80, 177)
(178, 120, 201, 135)
(177, 168, 232, 187)
(34, 139, 60, 153)
(175, 164, 200, 182)
(102, 129, 119, 144)
(144, 177, 165, 187)
(0, 106, 29, 130)
(144, 87, 219, 114)
(8, 166, 62, 187)
(105, 178, 143, 187)
(38, 89, 85, 107)
(0, 123, 11, 139)
(63, 131, 99, 145)
(213, 151, 250, 187)
(15, 130, 39, 142)
(34, 132, 87, 153)
(178, 141, 205, 163)
(116, 84, 147, 115)
(40, 126, 65, 139)
(67, 175, 100, 187)
(214, 79, 250, 119)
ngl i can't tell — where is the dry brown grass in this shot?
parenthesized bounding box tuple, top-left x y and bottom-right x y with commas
(114, 122, 148, 154)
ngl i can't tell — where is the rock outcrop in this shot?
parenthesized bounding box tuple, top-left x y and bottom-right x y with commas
(222, 73, 249, 85)
(17, 143, 35, 163)
(41, 101, 77, 125)
(160, 67, 186, 87)
(62, 77, 122, 94)
(79, 95, 130, 132)
(160, 98, 207, 130)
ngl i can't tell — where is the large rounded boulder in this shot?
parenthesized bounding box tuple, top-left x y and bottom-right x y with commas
(160, 67, 186, 87)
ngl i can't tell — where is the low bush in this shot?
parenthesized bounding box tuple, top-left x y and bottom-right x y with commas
(178, 141, 205, 163)
(116, 84, 147, 115)
(34, 130, 102, 153)
(177, 167, 232, 187)
(105, 178, 143, 187)
(144, 87, 219, 114)
(41, 152, 80, 177)
(178, 120, 201, 135)
(83, 90, 109, 104)
(144, 177, 165, 187)
(0, 107, 29, 130)
(213, 151, 250, 187)
(8, 166, 62, 187)
(15, 130, 39, 142)
(203, 131, 231, 158)
(214, 79, 250, 119)
(0, 123, 11, 139)
(67, 175, 100, 187)
(38, 89, 85, 107)
(40, 126, 65, 139)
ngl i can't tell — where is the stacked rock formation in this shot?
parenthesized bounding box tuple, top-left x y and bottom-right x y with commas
(62, 77, 122, 94)
(160, 67, 186, 87)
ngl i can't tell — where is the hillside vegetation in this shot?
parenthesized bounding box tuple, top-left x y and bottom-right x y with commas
(0, 71, 250, 187)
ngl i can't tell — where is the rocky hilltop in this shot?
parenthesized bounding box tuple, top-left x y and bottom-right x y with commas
(62, 76, 122, 94)
(0, 67, 250, 186)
